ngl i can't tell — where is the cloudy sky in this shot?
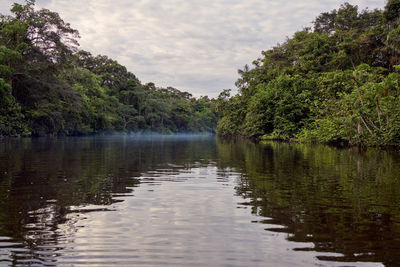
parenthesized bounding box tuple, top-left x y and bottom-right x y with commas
(1, 0, 384, 97)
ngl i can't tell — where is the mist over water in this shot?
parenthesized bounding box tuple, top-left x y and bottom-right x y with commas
(0, 135, 399, 266)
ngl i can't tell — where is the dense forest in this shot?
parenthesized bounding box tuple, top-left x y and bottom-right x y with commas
(216, 1, 400, 147)
(1, 1, 400, 147)
(0, 1, 218, 136)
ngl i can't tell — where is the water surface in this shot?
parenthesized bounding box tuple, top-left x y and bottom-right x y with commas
(0, 135, 399, 266)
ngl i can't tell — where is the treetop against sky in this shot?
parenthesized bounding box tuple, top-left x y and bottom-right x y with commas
(0, 0, 384, 97)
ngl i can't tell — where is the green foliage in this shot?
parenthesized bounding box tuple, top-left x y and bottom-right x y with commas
(387, 25, 400, 53)
(216, 2, 400, 147)
(384, 0, 400, 23)
(0, 79, 28, 136)
(0, 1, 218, 136)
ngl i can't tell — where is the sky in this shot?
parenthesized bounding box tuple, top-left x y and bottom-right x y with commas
(0, 0, 385, 97)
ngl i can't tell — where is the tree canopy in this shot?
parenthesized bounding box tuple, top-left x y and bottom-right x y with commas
(1, 1, 400, 147)
(216, 1, 400, 147)
(0, 1, 218, 136)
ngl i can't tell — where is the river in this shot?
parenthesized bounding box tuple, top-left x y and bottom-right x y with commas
(0, 135, 399, 266)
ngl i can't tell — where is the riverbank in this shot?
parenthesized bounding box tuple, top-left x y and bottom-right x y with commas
(215, 3, 400, 148)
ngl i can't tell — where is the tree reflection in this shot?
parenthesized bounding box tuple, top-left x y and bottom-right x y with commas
(217, 138, 400, 266)
(0, 135, 217, 265)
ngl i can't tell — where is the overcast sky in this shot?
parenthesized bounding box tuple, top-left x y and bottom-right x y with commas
(1, 0, 384, 97)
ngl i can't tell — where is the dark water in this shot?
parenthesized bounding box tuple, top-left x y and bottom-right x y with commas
(0, 135, 400, 266)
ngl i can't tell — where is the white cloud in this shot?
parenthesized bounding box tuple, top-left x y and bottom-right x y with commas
(0, 0, 385, 97)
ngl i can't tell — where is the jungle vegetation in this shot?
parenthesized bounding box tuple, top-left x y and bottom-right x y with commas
(216, 1, 400, 147)
(1, 1, 400, 147)
(0, 1, 218, 136)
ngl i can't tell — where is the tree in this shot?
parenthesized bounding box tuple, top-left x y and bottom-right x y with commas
(216, 2, 400, 146)
(384, 0, 400, 24)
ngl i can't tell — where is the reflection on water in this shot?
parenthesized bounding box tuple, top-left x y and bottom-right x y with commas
(0, 135, 399, 266)
(218, 139, 400, 266)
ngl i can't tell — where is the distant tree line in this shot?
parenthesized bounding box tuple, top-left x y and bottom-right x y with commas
(216, 1, 400, 147)
(0, 0, 219, 136)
